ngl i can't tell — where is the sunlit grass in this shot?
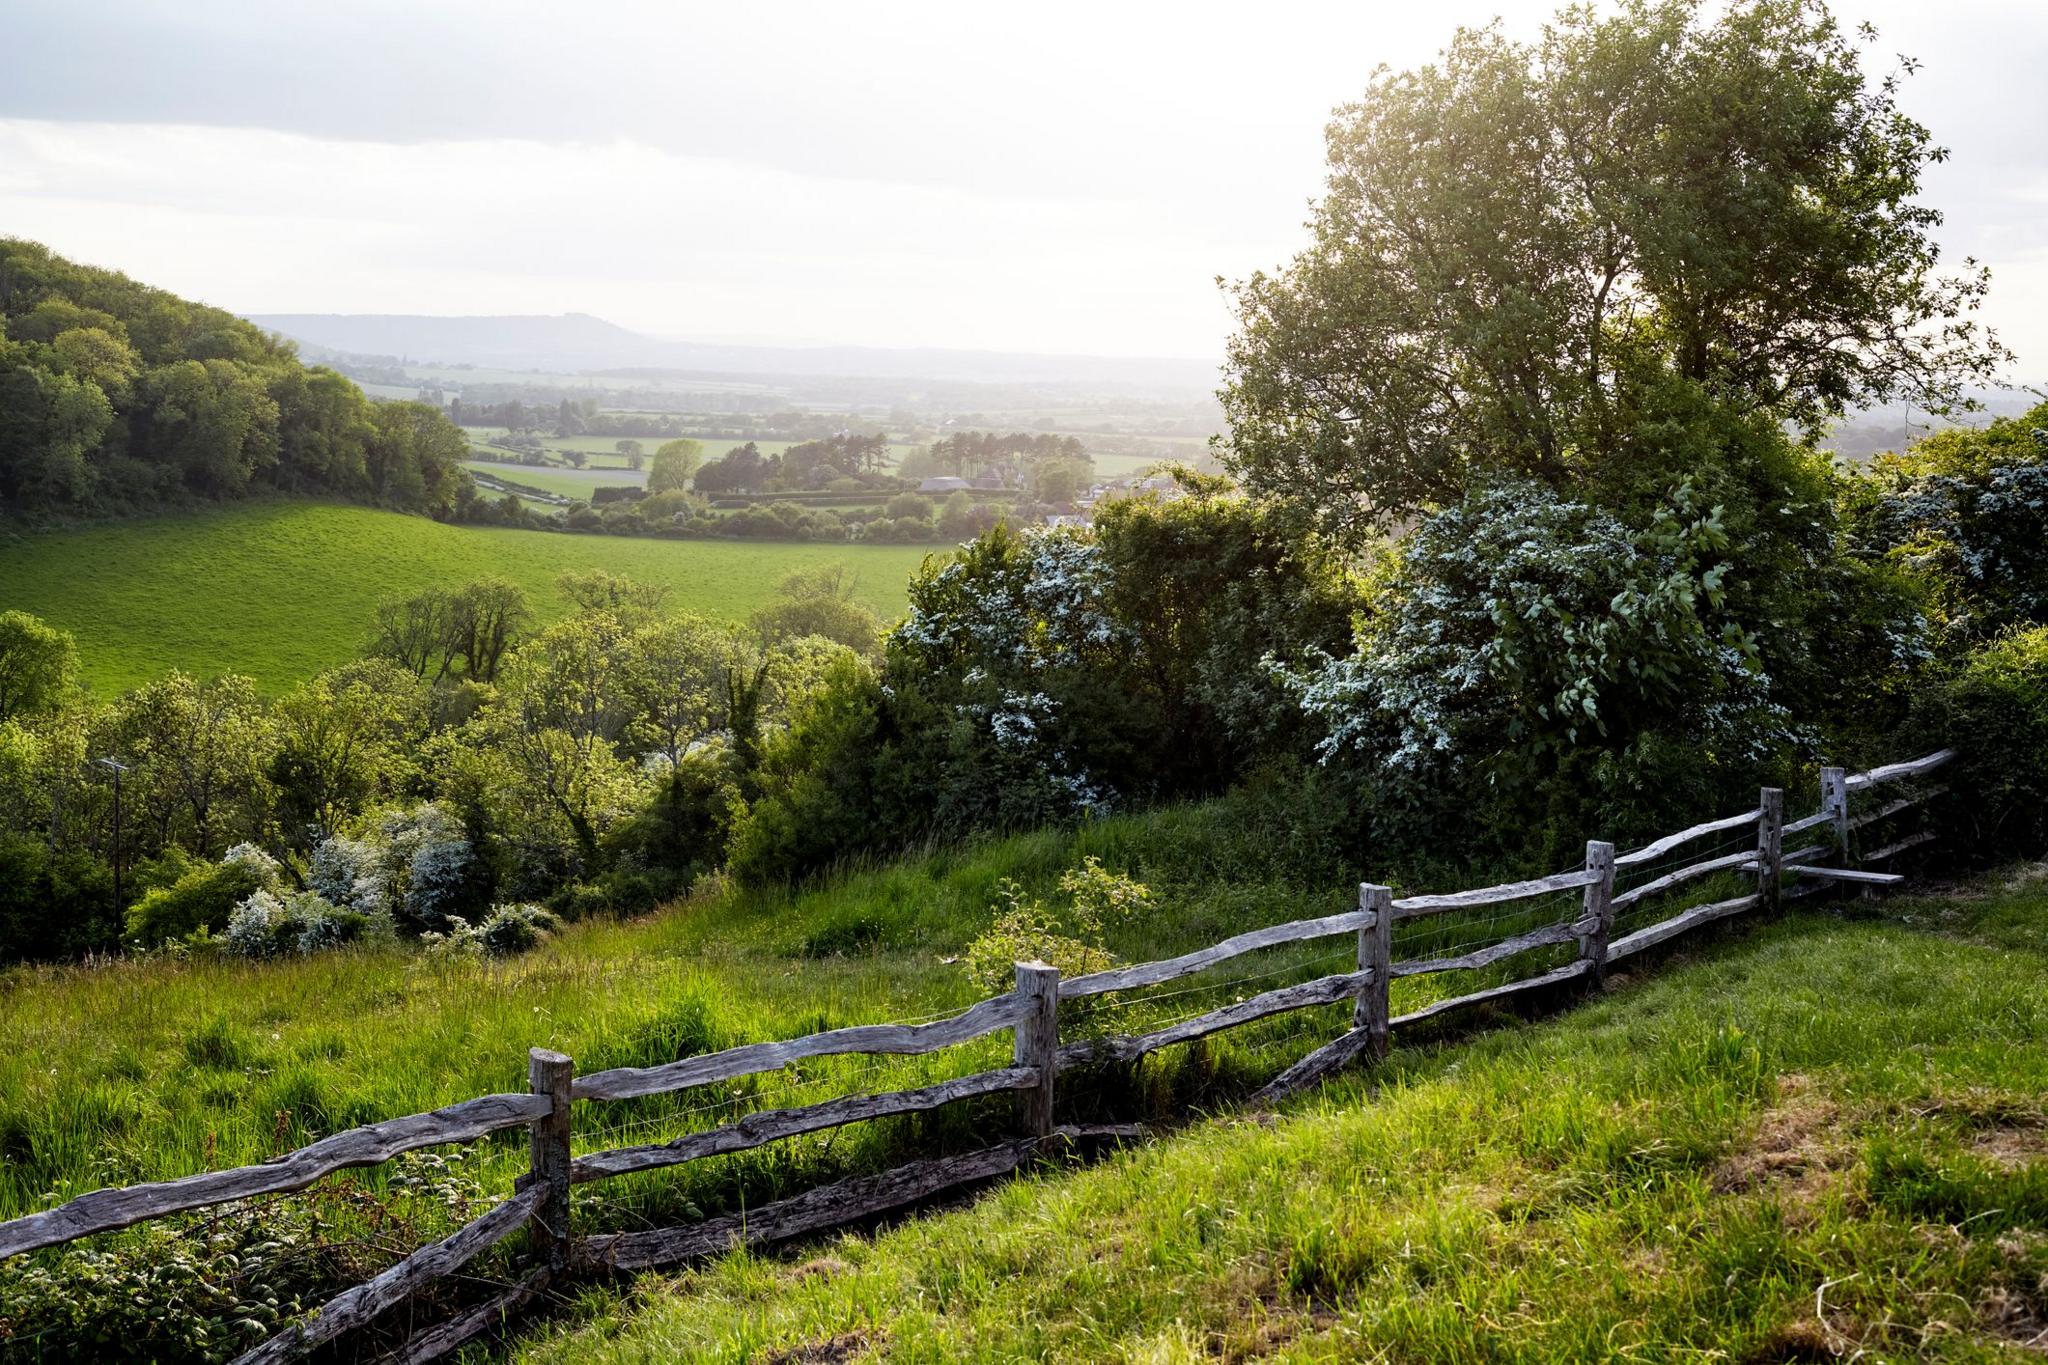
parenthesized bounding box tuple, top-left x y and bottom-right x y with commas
(509, 879, 2048, 1362)
(0, 501, 932, 693)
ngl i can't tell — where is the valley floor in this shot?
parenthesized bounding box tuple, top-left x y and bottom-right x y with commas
(506, 877, 2048, 1363)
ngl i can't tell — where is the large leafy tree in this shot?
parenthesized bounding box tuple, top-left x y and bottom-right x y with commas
(1222, 0, 2007, 543)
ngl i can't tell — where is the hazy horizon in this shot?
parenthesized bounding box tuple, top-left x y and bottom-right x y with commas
(4, 0, 2047, 370)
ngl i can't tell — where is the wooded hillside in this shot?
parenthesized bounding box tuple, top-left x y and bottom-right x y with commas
(0, 240, 477, 520)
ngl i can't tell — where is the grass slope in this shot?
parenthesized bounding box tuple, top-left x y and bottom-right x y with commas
(0, 502, 933, 693)
(512, 881, 2048, 1363)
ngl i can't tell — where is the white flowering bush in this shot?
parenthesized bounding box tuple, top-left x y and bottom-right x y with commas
(223, 889, 377, 959)
(1284, 479, 1798, 810)
(1860, 415, 2048, 647)
(419, 902, 558, 961)
(308, 803, 478, 934)
(890, 525, 1126, 825)
(220, 843, 284, 890)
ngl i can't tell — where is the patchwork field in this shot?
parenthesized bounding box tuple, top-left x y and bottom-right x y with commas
(0, 502, 934, 694)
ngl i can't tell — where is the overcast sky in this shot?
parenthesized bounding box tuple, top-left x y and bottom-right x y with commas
(2, 0, 2044, 368)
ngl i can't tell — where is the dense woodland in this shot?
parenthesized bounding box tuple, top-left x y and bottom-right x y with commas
(0, 239, 482, 521)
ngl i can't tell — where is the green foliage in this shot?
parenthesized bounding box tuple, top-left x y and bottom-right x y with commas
(1916, 627, 2048, 858)
(1852, 400, 2048, 648)
(1222, 1, 2005, 543)
(0, 836, 116, 962)
(0, 502, 929, 694)
(125, 859, 265, 946)
(0, 609, 77, 723)
(0, 239, 477, 520)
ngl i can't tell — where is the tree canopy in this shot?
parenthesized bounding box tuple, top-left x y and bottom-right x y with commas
(1221, 0, 2007, 543)
(0, 239, 480, 520)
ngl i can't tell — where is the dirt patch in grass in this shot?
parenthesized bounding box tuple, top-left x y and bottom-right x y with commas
(1713, 1074, 1850, 1211)
(1970, 1124, 2048, 1171)
(760, 1329, 878, 1363)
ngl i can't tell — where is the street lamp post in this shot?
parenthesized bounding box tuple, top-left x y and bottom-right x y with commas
(97, 758, 129, 913)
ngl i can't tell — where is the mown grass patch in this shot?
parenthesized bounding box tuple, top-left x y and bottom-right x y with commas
(0, 501, 932, 693)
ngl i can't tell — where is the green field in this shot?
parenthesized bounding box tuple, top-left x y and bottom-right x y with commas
(0, 502, 935, 694)
(517, 878, 2048, 1362)
(3, 798, 2041, 1359)
(462, 459, 641, 499)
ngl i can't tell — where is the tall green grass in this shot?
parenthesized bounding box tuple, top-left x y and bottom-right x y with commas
(0, 502, 933, 693)
(510, 878, 2048, 1362)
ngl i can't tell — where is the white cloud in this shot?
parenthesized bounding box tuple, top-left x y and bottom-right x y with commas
(1, 1, 2044, 369)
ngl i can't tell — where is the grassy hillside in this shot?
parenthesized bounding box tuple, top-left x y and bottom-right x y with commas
(517, 879, 2048, 1362)
(0, 502, 933, 693)
(1, 787, 2041, 1358)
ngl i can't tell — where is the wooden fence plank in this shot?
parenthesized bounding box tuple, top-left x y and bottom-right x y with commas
(0, 1093, 551, 1260)
(1845, 749, 1955, 792)
(1386, 917, 1592, 979)
(1821, 765, 1852, 861)
(1054, 971, 1368, 1070)
(572, 1068, 1038, 1184)
(526, 1050, 573, 1275)
(577, 1138, 1044, 1274)
(1605, 894, 1760, 962)
(1784, 810, 1835, 835)
(1863, 830, 1938, 863)
(572, 994, 1027, 1103)
(1059, 909, 1374, 998)
(1794, 865, 1905, 885)
(230, 1186, 543, 1365)
(1390, 869, 1600, 919)
(1013, 963, 1059, 1137)
(1758, 787, 1784, 917)
(1613, 807, 1761, 869)
(1849, 787, 1946, 831)
(374, 1265, 554, 1365)
(1387, 959, 1592, 1030)
(1609, 848, 1758, 911)
(1356, 885, 1394, 1060)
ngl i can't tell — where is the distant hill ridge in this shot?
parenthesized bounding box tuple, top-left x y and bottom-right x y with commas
(246, 312, 1220, 392)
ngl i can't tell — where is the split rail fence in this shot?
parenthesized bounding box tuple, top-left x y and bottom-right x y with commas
(0, 749, 1955, 1363)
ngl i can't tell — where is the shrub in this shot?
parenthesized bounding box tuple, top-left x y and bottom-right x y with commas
(1918, 626, 2048, 859)
(478, 902, 560, 956)
(126, 859, 265, 946)
(421, 902, 558, 959)
(961, 860, 1153, 994)
(0, 836, 116, 963)
(222, 889, 375, 958)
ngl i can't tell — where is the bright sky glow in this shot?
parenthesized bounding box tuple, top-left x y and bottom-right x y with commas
(2, 0, 2043, 368)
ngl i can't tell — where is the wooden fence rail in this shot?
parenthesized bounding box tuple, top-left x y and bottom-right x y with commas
(0, 749, 1955, 1364)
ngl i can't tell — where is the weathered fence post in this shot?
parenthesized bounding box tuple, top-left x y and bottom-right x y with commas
(1354, 883, 1394, 1060)
(1757, 787, 1784, 915)
(1820, 765, 1850, 863)
(1579, 841, 1616, 987)
(1013, 961, 1059, 1138)
(526, 1048, 574, 1275)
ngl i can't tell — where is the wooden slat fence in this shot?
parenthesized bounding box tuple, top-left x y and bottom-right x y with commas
(0, 749, 1955, 1363)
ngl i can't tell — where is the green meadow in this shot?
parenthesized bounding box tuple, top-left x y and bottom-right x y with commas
(4, 795, 2041, 1360)
(0, 502, 934, 694)
(518, 877, 2048, 1362)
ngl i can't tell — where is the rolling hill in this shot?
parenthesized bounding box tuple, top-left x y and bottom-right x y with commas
(0, 503, 934, 694)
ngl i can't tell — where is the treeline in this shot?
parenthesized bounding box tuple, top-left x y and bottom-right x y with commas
(0, 240, 479, 520)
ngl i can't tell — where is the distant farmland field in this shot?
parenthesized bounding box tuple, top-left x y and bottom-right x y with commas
(0, 503, 934, 694)
(460, 429, 919, 470)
